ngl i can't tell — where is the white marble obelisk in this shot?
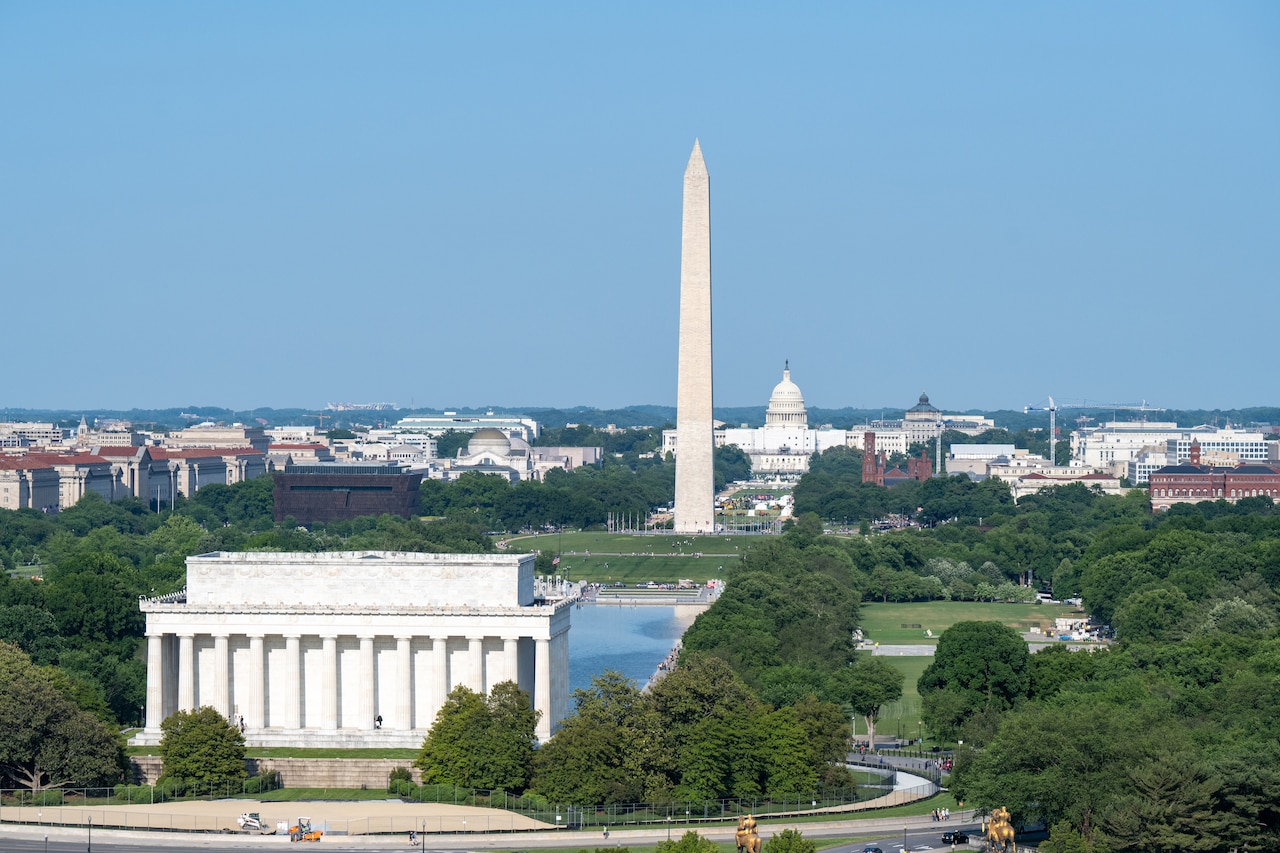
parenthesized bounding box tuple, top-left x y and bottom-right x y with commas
(674, 140, 715, 534)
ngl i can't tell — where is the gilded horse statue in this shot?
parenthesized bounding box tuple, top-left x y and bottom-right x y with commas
(736, 815, 761, 853)
(984, 806, 1017, 853)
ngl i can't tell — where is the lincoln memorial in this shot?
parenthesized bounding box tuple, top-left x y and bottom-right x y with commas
(130, 550, 571, 748)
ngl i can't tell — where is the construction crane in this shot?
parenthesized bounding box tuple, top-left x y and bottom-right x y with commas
(1024, 398, 1165, 463)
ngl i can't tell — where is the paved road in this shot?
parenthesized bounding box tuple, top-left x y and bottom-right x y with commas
(0, 821, 984, 853)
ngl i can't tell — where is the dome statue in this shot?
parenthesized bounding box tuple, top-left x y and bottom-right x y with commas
(765, 361, 808, 428)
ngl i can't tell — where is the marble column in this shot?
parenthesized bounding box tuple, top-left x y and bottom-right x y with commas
(359, 635, 375, 730)
(431, 635, 449, 726)
(395, 636, 412, 730)
(534, 637, 551, 741)
(283, 635, 301, 729)
(177, 633, 195, 712)
(145, 633, 164, 729)
(213, 634, 230, 720)
(468, 636, 484, 693)
(321, 635, 338, 730)
(247, 634, 265, 730)
(502, 636, 519, 686)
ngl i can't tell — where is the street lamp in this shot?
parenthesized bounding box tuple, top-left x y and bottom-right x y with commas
(918, 720, 923, 751)
(421, 820, 426, 853)
(903, 825, 908, 853)
(667, 815, 673, 841)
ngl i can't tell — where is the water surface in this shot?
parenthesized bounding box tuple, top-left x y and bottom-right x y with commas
(568, 604, 699, 694)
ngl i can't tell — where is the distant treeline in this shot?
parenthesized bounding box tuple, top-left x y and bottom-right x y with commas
(8, 405, 1278, 433)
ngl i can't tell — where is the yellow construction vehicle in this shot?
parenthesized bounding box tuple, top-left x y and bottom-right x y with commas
(289, 817, 323, 842)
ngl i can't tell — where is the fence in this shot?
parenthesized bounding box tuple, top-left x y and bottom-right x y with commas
(382, 780, 884, 827)
(0, 777, 940, 837)
(1, 774, 283, 809)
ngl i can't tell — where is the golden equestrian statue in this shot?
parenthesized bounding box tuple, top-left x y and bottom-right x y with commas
(984, 806, 1016, 853)
(736, 814, 761, 853)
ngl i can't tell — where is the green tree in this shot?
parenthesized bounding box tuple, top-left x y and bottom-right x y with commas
(918, 621, 1028, 741)
(417, 681, 539, 792)
(532, 672, 668, 803)
(1112, 587, 1192, 643)
(650, 654, 762, 799)
(956, 695, 1164, 842)
(790, 694, 854, 785)
(42, 552, 144, 646)
(828, 658, 903, 750)
(481, 680, 539, 791)
(1039, 820, 1113, 853)
(763, 828, 817, 853)
(1103, 752, 1231, 853)
(0, 643, 125, 790)
(0, 603, 63, 664)
(416, 685, 489, 787)
(657, 830, 720, 853)
(159, 707, 246, 781)
(714, 445, 752, 489)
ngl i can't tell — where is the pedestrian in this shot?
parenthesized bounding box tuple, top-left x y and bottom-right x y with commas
(409, 829, 417, 845)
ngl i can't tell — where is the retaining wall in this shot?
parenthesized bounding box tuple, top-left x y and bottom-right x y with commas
(130, 756, 420, 787)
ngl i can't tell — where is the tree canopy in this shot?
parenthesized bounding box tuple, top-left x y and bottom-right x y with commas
(918, 621, 1029, 741)
(0, 642, 125, 790)
(159, 706, 246, 782)
(416, 681, 539, 791)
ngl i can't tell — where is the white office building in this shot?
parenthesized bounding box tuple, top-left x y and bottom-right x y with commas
(1073, 422, 1272, 481)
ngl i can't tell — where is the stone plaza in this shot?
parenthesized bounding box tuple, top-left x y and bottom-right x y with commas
(131, 550, 571, 748)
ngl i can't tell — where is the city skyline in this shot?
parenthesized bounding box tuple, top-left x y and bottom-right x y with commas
(2, 4, 1277, 412)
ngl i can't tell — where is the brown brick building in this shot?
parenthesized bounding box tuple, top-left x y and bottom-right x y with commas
(272, 465, 422, 523)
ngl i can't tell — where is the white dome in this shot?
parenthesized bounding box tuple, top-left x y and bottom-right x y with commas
(466, 428, 512, 457)
(765, 362, 808, 428)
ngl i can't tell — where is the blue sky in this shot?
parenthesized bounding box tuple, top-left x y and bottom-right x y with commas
(2, 3, 1277, 413)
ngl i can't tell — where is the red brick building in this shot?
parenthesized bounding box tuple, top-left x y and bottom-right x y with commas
(1148, 443, 1280, 511)
(862, 431, 885, 486)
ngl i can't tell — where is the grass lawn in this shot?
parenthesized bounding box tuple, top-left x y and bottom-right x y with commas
(503, 531, 741, 585)
(861, 655, 930, 718)
(857, 600, 1083, 645)
(852, 601, 1089, 746)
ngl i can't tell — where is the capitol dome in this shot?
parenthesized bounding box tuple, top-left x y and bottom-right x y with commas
(765, 362, 808, 428)
(466, 428, 512, 457)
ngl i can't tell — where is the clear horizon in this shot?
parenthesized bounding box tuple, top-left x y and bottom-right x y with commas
(3, 4, 1276, 412)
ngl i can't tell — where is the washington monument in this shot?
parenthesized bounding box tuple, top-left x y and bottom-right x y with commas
(674, 140, 715, 533)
